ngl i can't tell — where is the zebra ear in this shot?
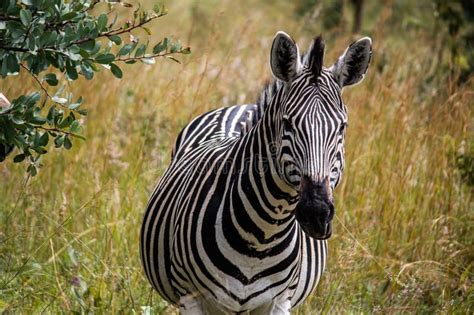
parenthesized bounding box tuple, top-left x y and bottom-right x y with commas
(330, 37, 372, 88)
(270, 31, 301, 83)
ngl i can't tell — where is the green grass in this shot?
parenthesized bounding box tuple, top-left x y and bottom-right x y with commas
(1, 0, 473, 313)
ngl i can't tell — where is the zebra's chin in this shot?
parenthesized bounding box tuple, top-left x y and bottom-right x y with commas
(297, 219, 333, 240)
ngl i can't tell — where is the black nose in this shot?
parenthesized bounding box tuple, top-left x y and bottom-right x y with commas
(295, 176, 334, 239)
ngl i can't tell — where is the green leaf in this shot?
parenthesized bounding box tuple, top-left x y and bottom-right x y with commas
(70, 120, 80, 133)
(38, 132, 49, 146)
(44, 73, 58, 86)
(3, 121, 16, 143)
(109, 35, 122, 45)
(30, 115, 47, 125)
(80, 63, 94, 80)
(79, 39, 96, 52)
(64, 136, 72, 150)
(11, 117, 25, 125)
(135, 44, 147, 58)
(59, 116, 73, 129)
(47, 106, 56, 123)
(6, 21, 25, 39)
(78, 48, 90, 59)
(118, 44, 133, 57)
(27, 164, 37, 176)
(95, 53, 115, 64)
(20, 9, 32, 26)
(54, 135, 65, 148)
(61, 11, 77, 21)
(39, 31, 57, 47)
(32, 146, 47, 154)
(97, 14, 108, 32)
(14, 135, 27, 151)
(13, 154, 25, 163)
(88, 61, 100, 72)
(153, 38, 169, 54)
(6, 54, 19, 74)
(27, 35, 36, 52)
(153, 4, 164, 14)
(69, 96, 83, 110)
(66, 62, 78, 80)
(110, 63, 123, 79)
(34, 132, 42, 147)
(166, 56, 181, 64)
(77, 109, 88, 116)
(170, 41, 182, 53)
(141, 27, 151, 35)
(29, 92, 41, 103)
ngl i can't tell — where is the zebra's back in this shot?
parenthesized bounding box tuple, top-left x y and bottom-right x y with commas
(172, 104, 260, 160)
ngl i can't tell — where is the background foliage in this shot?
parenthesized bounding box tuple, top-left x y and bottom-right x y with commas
(0, 0, 473, 313)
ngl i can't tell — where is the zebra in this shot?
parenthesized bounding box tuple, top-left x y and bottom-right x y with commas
(140, 31, 372, 314)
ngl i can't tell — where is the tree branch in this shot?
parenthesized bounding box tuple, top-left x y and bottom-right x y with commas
(20, 64, 52, 100)
(0, 45, 28, 52)
(19, 64, 79, 112)
(70, 12, 166, 47)
(114, 51, 180, 63)
(34, 125, 84, 139)
(0, 15, 21, 22)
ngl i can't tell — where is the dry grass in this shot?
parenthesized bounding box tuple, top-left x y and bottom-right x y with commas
(0, 0, 473, 313)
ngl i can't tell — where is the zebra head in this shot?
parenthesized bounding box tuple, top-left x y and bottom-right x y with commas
(269, 32, 372, 239)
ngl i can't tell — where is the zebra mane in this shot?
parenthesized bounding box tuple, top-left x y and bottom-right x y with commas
(256, 79, 283, 116)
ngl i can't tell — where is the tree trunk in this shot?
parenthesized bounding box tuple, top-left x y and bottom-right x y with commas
(351, 0, 364, 34)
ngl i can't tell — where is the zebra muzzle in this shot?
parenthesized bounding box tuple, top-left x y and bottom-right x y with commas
(294, 176, 334, 240)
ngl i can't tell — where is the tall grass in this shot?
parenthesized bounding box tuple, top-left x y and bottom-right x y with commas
(1, 0, 472, 313)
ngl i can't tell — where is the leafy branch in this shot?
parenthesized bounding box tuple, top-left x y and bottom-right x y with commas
(0, 0, 191, 175)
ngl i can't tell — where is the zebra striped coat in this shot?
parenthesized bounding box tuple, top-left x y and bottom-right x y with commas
(141, 32, 372, 314)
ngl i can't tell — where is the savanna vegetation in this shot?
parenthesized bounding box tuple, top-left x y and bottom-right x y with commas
(1, 0, 473, 313)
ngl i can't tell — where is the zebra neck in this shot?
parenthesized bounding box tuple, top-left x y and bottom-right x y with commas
(226, 108, 299, 247)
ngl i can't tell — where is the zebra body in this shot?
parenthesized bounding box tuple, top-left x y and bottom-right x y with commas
(141, 32, 372, 314)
